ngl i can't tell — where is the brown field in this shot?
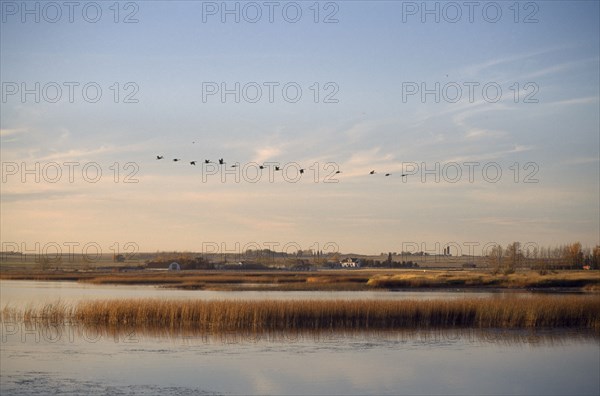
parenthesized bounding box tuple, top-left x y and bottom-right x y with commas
(1, 269, 598, 291)
(3, 296, 599, 332)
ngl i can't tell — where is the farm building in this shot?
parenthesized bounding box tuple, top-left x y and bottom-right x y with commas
(340, 258, 361, 268)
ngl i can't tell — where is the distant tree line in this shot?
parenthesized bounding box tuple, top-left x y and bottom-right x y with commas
(487, 242, 600, 274)
(140, 243, 598, 273)
(146, 253, 214, 270)
(351, 256, 420, 269)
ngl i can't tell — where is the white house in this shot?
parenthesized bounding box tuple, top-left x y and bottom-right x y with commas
(340, 258, 361, 268)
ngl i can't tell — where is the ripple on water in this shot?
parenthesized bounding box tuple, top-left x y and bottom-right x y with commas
(2, 372, 220, 396)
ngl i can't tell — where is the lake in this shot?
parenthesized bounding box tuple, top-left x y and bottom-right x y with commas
(1, 280, 599, 395)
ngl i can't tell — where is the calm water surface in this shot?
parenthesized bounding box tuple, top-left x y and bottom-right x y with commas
(1, 280, 598, 395)
(1, 328, 598, 395)
(0, 280, 558, 308)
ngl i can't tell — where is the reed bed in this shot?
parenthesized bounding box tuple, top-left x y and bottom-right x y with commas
(2, 270, 598, 291)
(3, 296, 599, 332)
(366, 271, 600, 289)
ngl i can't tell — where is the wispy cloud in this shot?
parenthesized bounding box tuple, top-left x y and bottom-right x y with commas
(463, 129, 504, 140)
(444, 144, 535, 164)
(0, 128, 28, 137)
(464, 216, 560, 227)
(560, 156, 600, 166)
(461, 46, 570, 77)
(546, 96, 599, 107)
(520, 56, 600, 80)
(452, 106, 510, 141)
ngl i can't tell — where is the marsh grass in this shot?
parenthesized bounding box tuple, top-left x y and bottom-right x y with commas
(366, 271, 600, 289)
(3, 296, 599, 333)
(3, 269, 598, 291)
(2, 270, 598, 291)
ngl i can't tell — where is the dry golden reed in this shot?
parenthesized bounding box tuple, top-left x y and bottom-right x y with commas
(2, 270, 598, 292)
(3, 296, 599, 332)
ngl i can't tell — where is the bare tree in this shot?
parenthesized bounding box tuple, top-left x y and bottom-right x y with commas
(487, 244, 503, 274)
(592, 245, 600, 269)
(564, 242, 583, 269)
(504, 242, 522, 274)
(36, 255, 61, 271)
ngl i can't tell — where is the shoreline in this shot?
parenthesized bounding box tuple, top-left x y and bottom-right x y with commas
(1, 269, 598, 292)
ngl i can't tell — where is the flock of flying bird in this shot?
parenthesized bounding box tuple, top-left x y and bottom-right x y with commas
(155, 155, 408, 177)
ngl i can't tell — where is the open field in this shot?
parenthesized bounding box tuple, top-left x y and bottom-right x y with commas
(1, 269, 598, 291)
(3, 296, 599, 332)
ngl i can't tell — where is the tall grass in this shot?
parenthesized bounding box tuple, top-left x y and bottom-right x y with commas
(2, 270, 598, 291)
(3, 296, 599, 332)
(366, 271, 600, 289)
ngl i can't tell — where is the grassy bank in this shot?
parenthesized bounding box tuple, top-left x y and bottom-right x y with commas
(1, 269, 598, 291)
(366, 271, 600, 290)
(3, 296, 599, 332)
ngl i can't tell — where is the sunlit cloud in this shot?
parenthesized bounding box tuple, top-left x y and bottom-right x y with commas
(253, 145, 283, 164)
(463, 128, 505, 140)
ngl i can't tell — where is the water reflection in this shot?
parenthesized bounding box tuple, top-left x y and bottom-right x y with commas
(2, 320, 597, 347)
(2, 322, 599, 396)
(0, 279, 578, 309)
(2, 280, 599, 395)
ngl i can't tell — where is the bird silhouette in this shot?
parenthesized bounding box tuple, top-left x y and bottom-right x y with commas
(231, 164, 238, 168)
(299, 169, 305, 174)
(156, 155, 164, 160)
(259, 165, 266, 170)
(218, 158, 225, 165)
(204, 159, 212, 164)
(173, 159, 181, 162)
(401, 174, 408, 177)
(385, 173, 391, 177)
(190, 161, 197, 165)
(369, 170, 375, 174)
(335, 170, 342, 174)
(275, 166, 281, 171)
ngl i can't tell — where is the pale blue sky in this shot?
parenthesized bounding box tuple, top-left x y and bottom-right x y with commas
(1, 1, 599, 255)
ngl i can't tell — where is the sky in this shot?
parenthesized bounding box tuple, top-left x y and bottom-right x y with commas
(1, 1, 599, 257)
